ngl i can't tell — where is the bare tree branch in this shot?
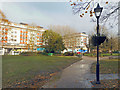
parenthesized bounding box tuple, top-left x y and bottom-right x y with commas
(72, 0, 93, 14)
(69, 0, 119, 28)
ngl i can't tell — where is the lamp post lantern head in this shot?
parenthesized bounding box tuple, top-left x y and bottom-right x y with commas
(94, 3, 103, 18)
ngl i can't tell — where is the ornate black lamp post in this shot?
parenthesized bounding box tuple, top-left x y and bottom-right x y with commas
(94, 3, 103, 84)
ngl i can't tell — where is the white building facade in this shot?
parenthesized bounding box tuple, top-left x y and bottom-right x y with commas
(63, 32, 89, 53)
(0, 19, 45, 55)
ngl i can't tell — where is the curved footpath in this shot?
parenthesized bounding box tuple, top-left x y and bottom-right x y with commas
(42, 56, 119, 88)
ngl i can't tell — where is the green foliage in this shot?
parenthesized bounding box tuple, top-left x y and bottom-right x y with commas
(84, 53, 118, 57)
(53, 53, 62, 56)
(89, 33, 118, 53)
(20, 52, 37, 56)
(63, 52, 74, 56)
(42, 30, 65, 53)
(112, 51, 119, 53)
(41, 52, 49, 56)
(20, 52, 56, 56)
(91, 34, 106, 46)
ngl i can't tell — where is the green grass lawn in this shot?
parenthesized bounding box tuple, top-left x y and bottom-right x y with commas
(2, 55, 80, 88)
(91, 59, 119, 74)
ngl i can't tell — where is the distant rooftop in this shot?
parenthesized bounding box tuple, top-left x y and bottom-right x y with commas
(82, 32, 86, 34)
(36, 26, 43, 28)
(20, 23, 28, 25)
(19, 23, 43, 28)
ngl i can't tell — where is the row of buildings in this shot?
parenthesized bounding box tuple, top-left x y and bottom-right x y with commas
(0, 18, 89, 55)
(0, 18, 45, 55)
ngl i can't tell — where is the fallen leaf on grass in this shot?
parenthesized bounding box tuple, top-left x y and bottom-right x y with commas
(40, 76, 46, 79)
(6, 72, 8, 74)
(113, 85, 116, 87)
(50, 73, 57, 76)
(17, 82, 21, 85)
(17, 85, 21, 88)
(54, 85, 57, 88)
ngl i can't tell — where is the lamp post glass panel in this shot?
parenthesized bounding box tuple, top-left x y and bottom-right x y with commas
(94, 3, 103, 84)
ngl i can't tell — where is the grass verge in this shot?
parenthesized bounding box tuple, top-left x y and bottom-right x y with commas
(91, 59, 119, 74)
(84, 53, 119, 57)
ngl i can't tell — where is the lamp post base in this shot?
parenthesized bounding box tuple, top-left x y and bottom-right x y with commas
(96, 81, 100, 84)
(96, 64, 100, 84)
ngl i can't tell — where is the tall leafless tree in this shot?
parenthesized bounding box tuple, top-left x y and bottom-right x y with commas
(48, 25, 77, 36)
(48, 25, 78, 51)
(69, 0, 120, 29)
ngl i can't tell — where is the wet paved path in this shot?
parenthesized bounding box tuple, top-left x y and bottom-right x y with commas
(42, 56, 119, 88)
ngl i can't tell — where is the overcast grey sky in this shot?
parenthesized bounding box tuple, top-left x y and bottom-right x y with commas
(0, 0, 119, 34)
